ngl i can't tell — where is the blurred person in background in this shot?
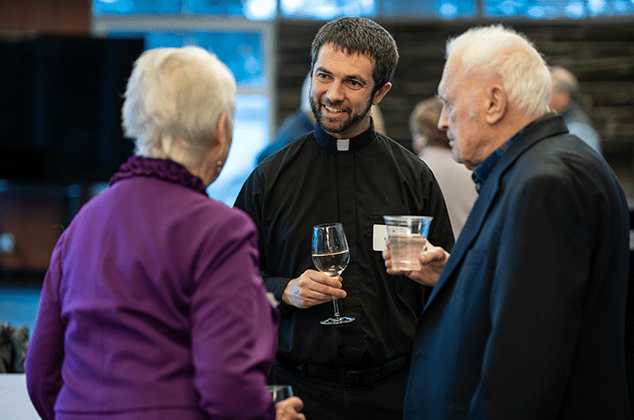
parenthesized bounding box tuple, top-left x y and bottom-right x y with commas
(410, 96, 477, 239)
(25, 45, 305, 420)
(549, 65, 602, 154)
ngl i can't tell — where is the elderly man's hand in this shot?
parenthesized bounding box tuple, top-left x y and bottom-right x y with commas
(383, 240, 449, 287)
(276, 396, 306, 420)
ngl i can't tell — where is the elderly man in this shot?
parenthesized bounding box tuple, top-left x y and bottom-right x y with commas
(385, 25, 631, 419)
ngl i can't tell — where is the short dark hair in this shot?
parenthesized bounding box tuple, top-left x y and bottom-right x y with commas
(310, 17, 399, 95)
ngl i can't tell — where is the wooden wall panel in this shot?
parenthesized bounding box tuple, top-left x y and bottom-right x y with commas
(276, 21, 634, 198)
(0, 0, 89, 34)
(0, 186, 65, 272)
(0, 0, 89, 274)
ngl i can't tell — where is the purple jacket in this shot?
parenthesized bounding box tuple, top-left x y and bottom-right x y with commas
(25, 157, 279, 420)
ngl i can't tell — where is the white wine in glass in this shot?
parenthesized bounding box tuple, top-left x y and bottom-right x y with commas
(312, 223, 354, 325)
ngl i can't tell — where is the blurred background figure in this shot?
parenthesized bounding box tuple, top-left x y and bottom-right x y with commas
(410, 96, 477, 239)
(549, 65, 602, 154)
(24, 46, 304, 420)
(257, 71, 386, 164)
(0, 320, 29, 373)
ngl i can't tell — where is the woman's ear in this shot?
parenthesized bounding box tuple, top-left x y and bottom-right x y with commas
(200, 113, 231, 185)
(212, 113, 228, 154)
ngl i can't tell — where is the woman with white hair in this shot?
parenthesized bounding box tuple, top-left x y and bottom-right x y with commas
(25, 46, 305, 420)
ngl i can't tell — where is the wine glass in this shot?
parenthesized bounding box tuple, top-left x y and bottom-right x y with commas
(267, 385, 293, 402)
(312, 223, 355, 325)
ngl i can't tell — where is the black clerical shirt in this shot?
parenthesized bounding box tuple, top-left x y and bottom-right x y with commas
(235, 122, 455, 369)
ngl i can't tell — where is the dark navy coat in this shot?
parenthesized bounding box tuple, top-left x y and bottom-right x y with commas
(404, 115, 631, 419)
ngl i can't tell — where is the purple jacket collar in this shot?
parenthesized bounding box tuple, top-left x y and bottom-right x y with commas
(110, 156, 208, 195)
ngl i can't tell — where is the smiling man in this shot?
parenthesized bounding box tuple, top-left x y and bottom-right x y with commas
(309, 44, 390, 138)
(234, 17, 455, 420)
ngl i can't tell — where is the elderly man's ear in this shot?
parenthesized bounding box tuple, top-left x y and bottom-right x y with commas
(484, 84, 507, 125)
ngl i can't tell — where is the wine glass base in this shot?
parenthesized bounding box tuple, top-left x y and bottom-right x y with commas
(320, 316, 355, 325)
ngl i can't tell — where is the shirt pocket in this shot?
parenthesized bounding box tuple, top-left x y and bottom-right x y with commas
(370, 206, 411, 251)
(371, 206, 411, 225)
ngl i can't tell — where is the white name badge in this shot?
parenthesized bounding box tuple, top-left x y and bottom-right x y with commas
(373, 224, 408, 251)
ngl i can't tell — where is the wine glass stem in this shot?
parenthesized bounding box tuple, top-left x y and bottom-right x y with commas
(332, 297, 341, 319)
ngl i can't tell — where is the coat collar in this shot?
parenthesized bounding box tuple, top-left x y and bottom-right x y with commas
(424, 114, 569, 307)
(110, 156, 208, 195)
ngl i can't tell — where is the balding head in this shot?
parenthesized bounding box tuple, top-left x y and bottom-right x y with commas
(549, 66, 579, 112)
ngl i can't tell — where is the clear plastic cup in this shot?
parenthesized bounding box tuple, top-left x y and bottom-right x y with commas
(383, 215, 433, 271)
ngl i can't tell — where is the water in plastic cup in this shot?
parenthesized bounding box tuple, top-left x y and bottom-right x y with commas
(383, 215, 433, 271)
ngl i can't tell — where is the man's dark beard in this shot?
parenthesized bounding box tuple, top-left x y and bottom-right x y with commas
(310, 96, 373, 135)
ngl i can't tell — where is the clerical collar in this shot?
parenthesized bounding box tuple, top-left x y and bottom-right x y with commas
(313, 121, 375, 153)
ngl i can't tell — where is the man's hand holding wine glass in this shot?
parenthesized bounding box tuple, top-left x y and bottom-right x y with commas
(282, 270, 347, 309)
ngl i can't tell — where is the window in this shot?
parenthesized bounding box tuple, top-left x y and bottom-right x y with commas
(185, 0, 277, 19)
(280, 0, 376, 19)
(94, 0, 634, 20)
(141, 31, 266, 88)
(93, 0, 181, 14)
(94, 0, 277, 20)
(92, 0, 632, 202)
(207, 95, 269, 205)
(93, 17, 273, 206)
(484, 0, 634, 18)
(381, 0, 475, 19)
